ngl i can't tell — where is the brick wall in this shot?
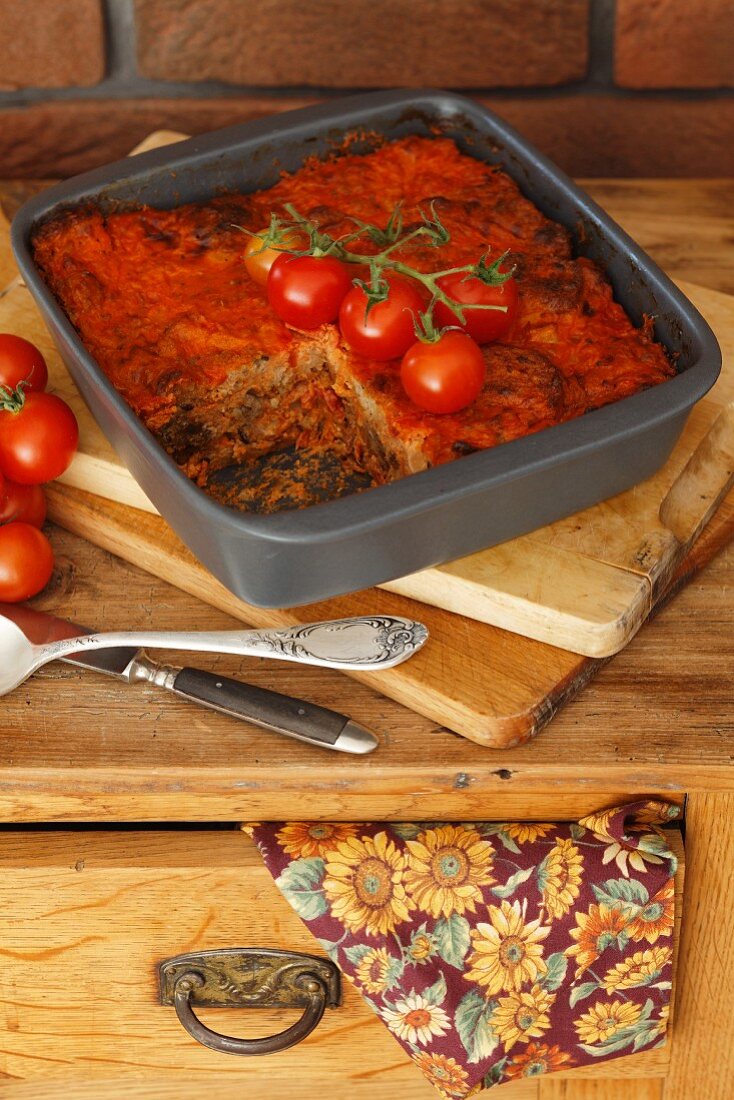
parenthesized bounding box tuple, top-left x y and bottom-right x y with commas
(1, 0, 732, 178)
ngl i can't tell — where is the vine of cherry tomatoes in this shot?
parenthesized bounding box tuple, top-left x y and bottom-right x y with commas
(244, 208, 519, 416)
(0, 334, 79, 602)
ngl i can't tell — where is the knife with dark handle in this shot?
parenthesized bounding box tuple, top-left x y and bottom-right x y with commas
(1, 603, 378, 754)
(123, 653, 376, 753)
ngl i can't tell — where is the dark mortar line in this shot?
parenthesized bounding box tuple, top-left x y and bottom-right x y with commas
(101, 0, 139, 82)
(587, 0, 617, 87)
(0, 81, 733, 108)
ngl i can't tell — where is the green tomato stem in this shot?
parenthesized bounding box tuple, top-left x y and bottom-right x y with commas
(241, 203, 512, 326)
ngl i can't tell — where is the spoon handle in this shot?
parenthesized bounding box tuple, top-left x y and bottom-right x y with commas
(34, 616, 428, 672)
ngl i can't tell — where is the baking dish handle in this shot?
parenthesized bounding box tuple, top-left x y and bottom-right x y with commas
(159, 947, 341, 1056)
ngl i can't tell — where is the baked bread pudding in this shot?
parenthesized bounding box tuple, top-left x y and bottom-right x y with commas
(33, 136, 674, 513)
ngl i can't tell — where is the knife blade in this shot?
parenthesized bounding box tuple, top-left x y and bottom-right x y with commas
(0, 603, 378, 754)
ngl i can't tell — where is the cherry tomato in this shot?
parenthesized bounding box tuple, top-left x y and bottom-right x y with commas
(267, 254, 352, 330)
(0, 480, 46, 528)
(244, 230, 302, 287)
(0, 333, 48, 393)
(0, 522, 54, 602)
(0, 391, 79, 485)
(401, 332, 485, 415)
(434, 271, 519, 345)
(338, 277, 424, 361)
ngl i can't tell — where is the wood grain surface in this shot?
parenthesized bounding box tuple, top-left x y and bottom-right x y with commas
(0, 829, 682, 1095)
(664, 793, 734, 1100)
(0, 501, 730, 822)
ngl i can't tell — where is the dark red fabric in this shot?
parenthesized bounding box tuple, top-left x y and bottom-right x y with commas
(246, 800, 679, 1096)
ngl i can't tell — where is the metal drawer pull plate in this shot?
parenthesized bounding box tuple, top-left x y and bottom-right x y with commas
(159, 948, 341, 1056)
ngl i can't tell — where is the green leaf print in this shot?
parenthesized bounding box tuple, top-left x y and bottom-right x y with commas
(491, 866, 534, 899)
(343, 943, 373, 965)
(455, 990, 500, 1064)
(423, 973, 448, 1005)
(592, 877, 649, 912)
(275, 857, 327, 921)
(434, 914, 471, 969)
(569, 981, 599, 1008)
(540, 952, 569, 991)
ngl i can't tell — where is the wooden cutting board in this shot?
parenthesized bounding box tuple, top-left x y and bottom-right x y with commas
(2, 129, 733, 658)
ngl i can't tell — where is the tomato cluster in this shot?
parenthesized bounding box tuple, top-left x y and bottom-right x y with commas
(244, 231, 519, 416)
(0, 334, 79, 602)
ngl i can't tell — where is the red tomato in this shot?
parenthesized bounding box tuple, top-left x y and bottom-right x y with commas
(338, 277, 424, 361)
(0, 522, 54, 602)
(244, 230, 302, 287)
(0, 480, 46, 528)
(401, 332, 485, 415)
(267, 254, 352, 329)
(0, 392, 79, 485)
(0, 333, 48, 393)
(434, 271, 519, 344)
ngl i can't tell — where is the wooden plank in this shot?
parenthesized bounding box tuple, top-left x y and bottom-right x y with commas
(664, 793, 734, 1100)
(540, 1082, 662, 1099)
(0, 1082, 451, 1100)
(0, 499, 729, 822)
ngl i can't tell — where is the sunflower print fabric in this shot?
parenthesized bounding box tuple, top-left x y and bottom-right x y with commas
(245, 800, 679, 1097)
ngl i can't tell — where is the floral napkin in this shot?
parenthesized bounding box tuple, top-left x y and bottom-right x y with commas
(244, 800, 679, 1096)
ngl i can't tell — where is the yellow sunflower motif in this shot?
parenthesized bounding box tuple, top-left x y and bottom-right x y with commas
(574, 999, 643, 1044)
(499, 823, 556, 844)
(404, 824, 496, 918)
(578, 807, 616, 840)
(627, 878, 675, 944)
(601, 945, 672, 993)
(465, 899, 551, 995)
(565, 902, 630, 977)
(540, 838, 584, 920)
(322, 830, 412, 937)
(381, 992, 451, 1045)
(412, 1051, 470, 1098)
(354, 947, 394, 994)
(275, 821, 359, 860)
(491, 985, 555, 1052)
(408, 930, 438, 964)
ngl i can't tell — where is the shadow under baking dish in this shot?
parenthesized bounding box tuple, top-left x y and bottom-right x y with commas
(11, 89, 721, 608)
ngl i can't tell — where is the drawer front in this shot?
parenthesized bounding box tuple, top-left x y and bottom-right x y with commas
(0, 829, 683, 1098)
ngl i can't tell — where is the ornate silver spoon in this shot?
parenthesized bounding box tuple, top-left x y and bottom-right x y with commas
(0, 613, 429, 697)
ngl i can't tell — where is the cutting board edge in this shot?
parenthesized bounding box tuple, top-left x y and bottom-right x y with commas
(382, 565, 652, 658)
(44, 483, 582, 750)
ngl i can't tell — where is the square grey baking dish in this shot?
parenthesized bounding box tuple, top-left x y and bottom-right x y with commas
(11, 89, 721, 608)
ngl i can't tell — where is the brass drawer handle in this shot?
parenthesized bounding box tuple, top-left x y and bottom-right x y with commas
(159, 948, 341, 1056)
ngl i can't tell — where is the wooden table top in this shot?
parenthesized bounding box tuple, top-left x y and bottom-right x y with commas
(1, 178, 732, 822)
